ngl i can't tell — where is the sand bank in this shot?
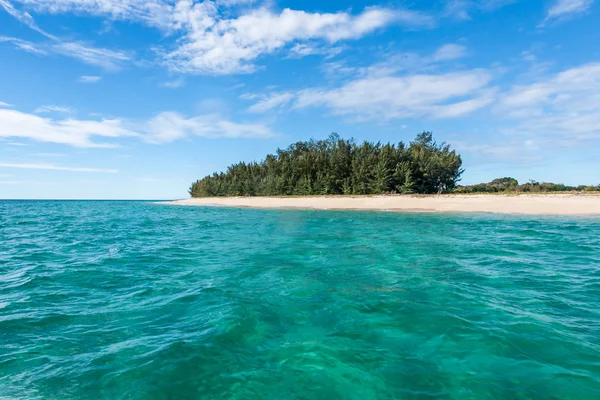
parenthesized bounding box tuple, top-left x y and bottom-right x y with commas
(169, 194, 600, 215)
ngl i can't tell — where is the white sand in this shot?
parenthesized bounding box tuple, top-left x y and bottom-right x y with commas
(170, 194, 600, 215)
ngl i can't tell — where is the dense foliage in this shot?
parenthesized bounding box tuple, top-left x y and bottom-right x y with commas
(456, 178, 600, 193)
(189, 132, 464, 197)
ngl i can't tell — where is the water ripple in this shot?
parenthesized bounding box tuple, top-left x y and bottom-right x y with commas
(1, 201, 600, 399)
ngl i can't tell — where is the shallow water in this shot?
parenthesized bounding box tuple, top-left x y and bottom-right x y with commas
(1, 200, 599, 399)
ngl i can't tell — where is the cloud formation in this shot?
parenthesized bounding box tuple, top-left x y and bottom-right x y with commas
(246, 92, 294, 113)
(543, 0, 593, 23)
(4, 0, 433, 75)
(0, 162, 118, 173)
(499, 62, 600, 141)
(0, 108, 274, 147)
(244, 44, 487, 120)
(34, 105, 73, 113)
(162, 6, 433, 74)
(78, 75, 102, 83)
(443, 0, 517, 20)
(0, 108, 138, 147)
(144, 112, 275, 143)
(0, 36, 131, 69)
(294, 69, 494, 120)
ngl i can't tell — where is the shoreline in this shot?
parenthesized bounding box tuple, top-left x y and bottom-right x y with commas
(169, 194, 600, 216)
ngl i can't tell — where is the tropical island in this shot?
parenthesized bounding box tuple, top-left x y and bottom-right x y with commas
(175, 132, 600, 215)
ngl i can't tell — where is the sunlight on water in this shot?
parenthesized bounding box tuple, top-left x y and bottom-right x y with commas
(1, 201, 599, 399)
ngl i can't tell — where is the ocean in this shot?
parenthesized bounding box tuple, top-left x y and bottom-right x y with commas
(1, 200, 599, 399)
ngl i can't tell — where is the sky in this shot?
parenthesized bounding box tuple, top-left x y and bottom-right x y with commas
(0, 0, 599, 199)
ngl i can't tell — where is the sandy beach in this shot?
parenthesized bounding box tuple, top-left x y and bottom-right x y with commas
(170, 194, 600, 215)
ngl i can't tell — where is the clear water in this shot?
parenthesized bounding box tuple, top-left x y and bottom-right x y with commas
(1, 201, 599, 399)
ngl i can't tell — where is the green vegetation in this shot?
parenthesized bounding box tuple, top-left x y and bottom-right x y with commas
(189, 132, 463, 197)
(455, 178, 600, 193)
(189, 132, 600, 197)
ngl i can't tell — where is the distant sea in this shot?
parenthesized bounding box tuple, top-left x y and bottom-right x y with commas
(1, 200, 599, 399)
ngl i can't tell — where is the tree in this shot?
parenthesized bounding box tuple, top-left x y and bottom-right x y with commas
(189, 132, 464, 197)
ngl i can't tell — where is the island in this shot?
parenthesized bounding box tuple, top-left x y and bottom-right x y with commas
(174, 132, 600, 215)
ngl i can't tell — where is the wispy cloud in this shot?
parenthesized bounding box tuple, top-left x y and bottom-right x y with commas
(0, 180, 58, 185)
(144, 112, 275, 143)
(245, 92, 295, 113)
(53, 41, 130, 70)
(0, 0, 57, 39)
(0, 108, 138, 147)
(0, 162, 118, 173)
(443, 0, 517, 20)
(433, 43, 468, 61)
(1, 1, 131, 69)
(34, 105, 73, 114)
(321, 43, 469, 80)
(78, 75, 102, 83)
(5, 0, 433, 75)
(455, 140, 543, 163)
(0, 36, 47, 55)
(246, 43, 486, 119)
(541, 0, 593, 25)
(161, 77, 185, 88)
(294, 69, 494, 121)
(0, 108, 275, 147)
(162, 6, 434, 75)
(498, 62, 600, 142)
(9, 0, 176, 30)
(0, 36, 131, 69)
(0, 101, 13, 108)
(287, 43, 345, 59)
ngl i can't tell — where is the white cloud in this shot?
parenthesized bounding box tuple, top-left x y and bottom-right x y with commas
(52, 41, 131, 69)
(498, 62, 600, 141)
(1, 1, 131, 69)
(144, 112, 275, 143)
(543, 0, 593, 23)
(433, 44, 468, 61)
(0, 0, 56, 39)
(0, 101, 13, 108)
(0, 108, 274, 147)
(0, 180, 58, 185)
(0, 36, 131, 69)
(245, 44, 488, 120)
(34, 105, 73, 113)
(0, 108, 138, 147)
(0, 36, 48, 55)
(245, 92, 294, 113)
(287, 43, 345, 59)
(161, 77, 185, 88)
(10, 0, 175, 30)
(455, 141, 543, 163)
(443, 0, 517, 20)
(162, 6, 434, 74)
(294, 70, 494, 120)
(78, 75, 102, 83)
(320, 43, 470, 80)
(0, 162, 117, 173)
(6, 0, 433, 75)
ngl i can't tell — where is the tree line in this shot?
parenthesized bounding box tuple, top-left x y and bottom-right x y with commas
(455, 177, 600, 193)
(189, 132, 464, 197)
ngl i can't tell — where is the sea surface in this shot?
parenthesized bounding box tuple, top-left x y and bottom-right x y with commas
(1, 201, 599, 400)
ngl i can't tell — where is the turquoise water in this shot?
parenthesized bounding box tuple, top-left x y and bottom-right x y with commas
(1, 201, 599, 399)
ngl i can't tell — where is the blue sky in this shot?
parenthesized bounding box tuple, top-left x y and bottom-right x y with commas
(1, 0, 599, 199)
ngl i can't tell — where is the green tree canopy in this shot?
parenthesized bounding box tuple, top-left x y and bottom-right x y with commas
(189, 132, 464, 197)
